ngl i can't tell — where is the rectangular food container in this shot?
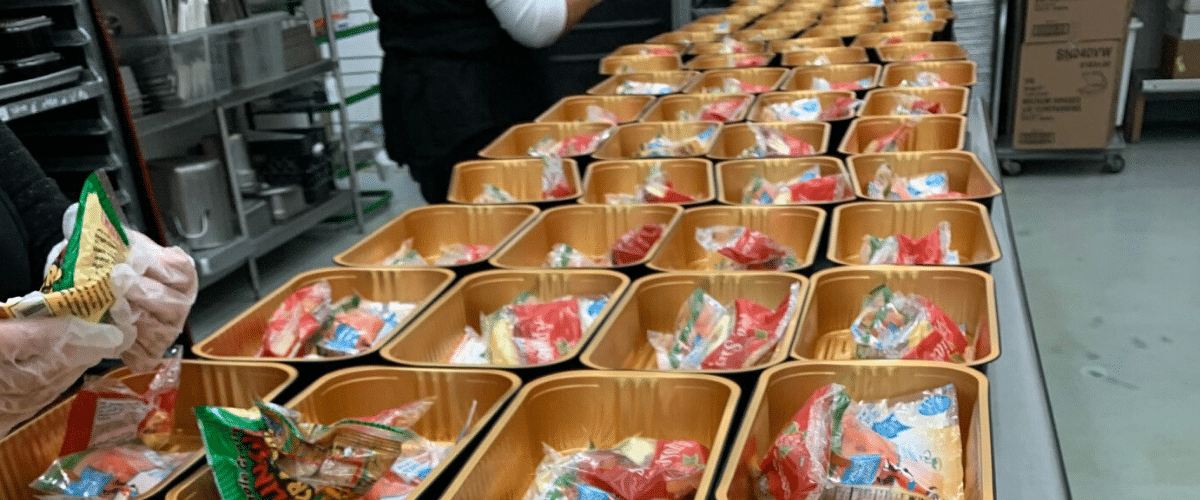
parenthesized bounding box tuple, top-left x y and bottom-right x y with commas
(587, 70, 700, 95)
(768, 36, 844, 53)
(846, 151, 1001, 206)
(715, 156, 854, 205)
(478, 122, 615, 164)
(648, 205, 826, 273)
(581, 272, 808, 377)
(794, 265, 999, 366)
(858, 86, 970, 116)
(639, 93, 755, 122)
(599, 53, 683, 75)
(439, 371, 741, 500)
(646, 30, 722, 48)
(536, 95, 655, 124)
(580, 158, 716, 206)
(782, 63, 882, 95)
(686, 52, 777, 70)
(780, 46, 869, 67)
(750, 18, 815, 32)
(874, 19, 948, 34)
(714, 361, 993, 500)
(851, 30, 933, 48)
(193, 267, 456, 371)
(334, 204, 540, 273)
(609, 43, 684, 57)
(880, 60, 978, 87)
(828, 200, 1002, 269)
(802, 22, 878, 43)
(708, 122, 832, 160)
(731, 28, 797, 41)
(838, 115, 965, 155)
(166, 365, 522, 500)
(489, 204, 684, 273)
(592, 121, 723, 160)
(447, 159, 582, 207)
(747, 89, 856, 142)
(0, 360, 297, 500)
(688, 40, 769, 56)
(116, 24, 232, 109)
(877, 41, 969, 62)
(684, 67, 790, 94)
(380, 270, 630, 377)
(820, 12, 885, 24)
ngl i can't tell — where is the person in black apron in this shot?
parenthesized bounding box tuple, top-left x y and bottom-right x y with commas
(372, 0, 602, 203)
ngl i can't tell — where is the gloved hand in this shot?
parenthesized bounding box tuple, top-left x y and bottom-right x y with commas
(109, 231, 198, 373)
(0, 317, 126, 437)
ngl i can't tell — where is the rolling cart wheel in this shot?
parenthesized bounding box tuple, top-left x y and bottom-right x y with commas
(1002, 160, 1022, 176)
(1103, 154, 1125, 174)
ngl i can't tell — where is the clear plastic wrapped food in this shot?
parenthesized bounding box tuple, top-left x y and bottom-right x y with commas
(811, 76, 873, 91)
(257, 280, 333, 357)
(606, 163, 698, 205)
(617, 80, 678, 95)
(867, 164, 964, 200)
(742, 166, 853, 204)
(763, 98, 821, 121)
(735, 54, 770, 67)
(586, 104, 622, 124)
(899, 71, 951, 88)
(891, 93, 945, 115)
(695, 225, 798, 270)
(759, 383, 964, 500)
(706, 77, 772, 94)
(649, 282, 799, 370)
(541, 155, 575, 200)
(30, 444, 191, 500)
(737, 125, 815, 158)
(448, 293, 610, 365)
(849, 285, 970, 362)
(863, 120, 917, 153)
(473, 184, 518, 203)
(610, 223, 666, 265)
(382, 239, 493, 267)
(59, 349, 182, 456)
(678, 96, 750, 122)
(544, 243, 609, 268)
(638, 125, 718, 158)
(860, 221, 960, 265)
(528, 128, 613, 157)
(525, 437, 709, 500)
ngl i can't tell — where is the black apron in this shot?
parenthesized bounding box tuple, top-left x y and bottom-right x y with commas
(373, 0, 553, 203)
(0, 187, 36, 300)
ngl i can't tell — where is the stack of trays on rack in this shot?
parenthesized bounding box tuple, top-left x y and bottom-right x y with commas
(1, 2, 1014, 500)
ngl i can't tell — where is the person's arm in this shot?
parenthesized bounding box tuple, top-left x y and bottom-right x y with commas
(0, 121, 71, 263)
(487, 0, 602, 49)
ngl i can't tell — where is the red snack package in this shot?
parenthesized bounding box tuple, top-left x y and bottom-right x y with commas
(782, 133, 814, 156)
(359, 398, 435, 428)
(699, 97, 749, 121)
(787, 174, 851, 202)
(644, 183, 697, 203)
(738, 80, 772, 93)
(864, 121, 916, 153)
(575, 438, 710, 500)
(646, 47, 678, 56)
(895, 226, 946, 264)
(904, 296, 970, 362)
(759, 383, 848, 500)
(512, 298, 583, 364)
(909, 98, 944, 115)
(610, 223, 665, 265)
(718, 229, 787, 267)
(736, 54, 770, 67)
(906, 51, 935, 61)
(60, 349, 182, 456)
(258, 281, 333, 357)
(701, 282, 800, 369)
(818, 97, 860, 121)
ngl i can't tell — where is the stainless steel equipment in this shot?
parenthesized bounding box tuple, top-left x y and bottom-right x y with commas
(259, 184, 306, 222)
(149, 156, 240, 250)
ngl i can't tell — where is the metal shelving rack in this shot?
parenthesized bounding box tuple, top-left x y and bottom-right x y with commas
(126, 0, 364, 295)
(991, 0, 1128, 176)
(0, 0, 146, 230)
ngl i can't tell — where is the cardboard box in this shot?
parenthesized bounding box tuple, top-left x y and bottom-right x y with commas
(1165, 8, 1200, 40)
(1024, 0, 1131, 42)
(1013, 39, 1122, 150)
(1161, 36, 1200, 78)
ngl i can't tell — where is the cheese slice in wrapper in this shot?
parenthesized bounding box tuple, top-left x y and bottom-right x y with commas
(2, 172, 129, 321)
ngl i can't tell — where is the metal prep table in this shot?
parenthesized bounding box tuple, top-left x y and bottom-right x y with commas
(966, 96, 1073, 500)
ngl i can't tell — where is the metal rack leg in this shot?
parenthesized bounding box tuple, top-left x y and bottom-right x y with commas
(320, 0, 365, 233)
(247, 258, 263, 299)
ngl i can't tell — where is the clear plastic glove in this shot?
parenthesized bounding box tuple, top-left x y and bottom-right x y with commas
(109, 231, 198, 372)
(0, 317, 126, 437)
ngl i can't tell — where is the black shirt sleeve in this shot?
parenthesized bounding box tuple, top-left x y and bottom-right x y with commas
(0, 120, 71, 273)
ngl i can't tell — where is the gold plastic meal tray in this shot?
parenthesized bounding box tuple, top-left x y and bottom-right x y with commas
(599, 53, 684, 75)
(479, 122, 614, 159)
(439, 371, 742, 500)
(851, 30, 933, 47)
(447, 160, 582, 206)
(783, 63, 882, 91)
(608, 43, 683, 57)
(581, 271, 808, 373)
(877, 41, 969, 62)
(684, 67, 791, 94)
(334, 204, 539, 268)
(489, 204, 685, 270)
(714, 361, 993, 500)
(686, 52, 777, 70)
(536, 95, 655, 124)
(858, 86, 970, 116)
(687, 40, 768, 56)
(827, 200, 1002, 267)
(580, 158, 716, 206)
(639, 93, 756, 122)
(647, 205, 826, 272)
(708, 121, 832, 159)
(846, 150, 1001, 203)
(880, 60, 978, 87)
(748, 90, 858, 121)
(587, 71, 700, 95)
(715, 156, 854, 205)
(380, 269, 630, 370)
(1, 360, 297, 500)
(592, 121, 724, 160)
(781, 46, 869, 67)
(769, 36, 844, 53)
(838, 115, 966, 155)
(194, 267, 456, 362)
(793, 265, 999, 366)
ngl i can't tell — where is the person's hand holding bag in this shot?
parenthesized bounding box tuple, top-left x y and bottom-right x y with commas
(109, 231, 198, 373)
(0, 317, 127, 436)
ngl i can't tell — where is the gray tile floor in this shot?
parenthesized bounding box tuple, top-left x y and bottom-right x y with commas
(187, 124, 1200, 500)
(1004, 123, 1200, 500)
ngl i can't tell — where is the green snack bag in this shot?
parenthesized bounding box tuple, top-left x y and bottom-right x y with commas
(1, 172, 130, 321)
